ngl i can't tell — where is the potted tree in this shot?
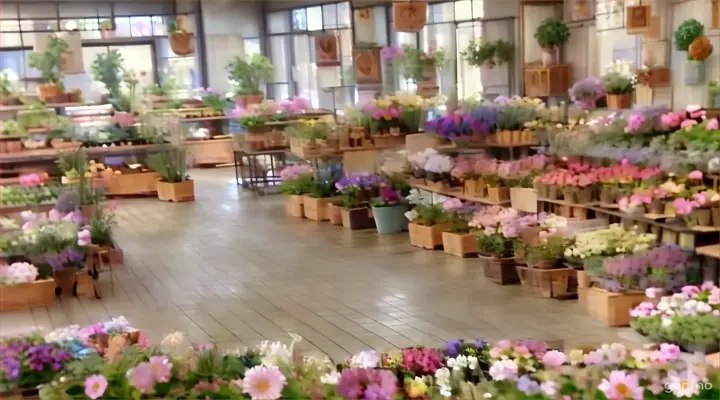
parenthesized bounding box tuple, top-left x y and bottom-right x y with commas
(370, 186, 407, 235)
(148, 148, 194, 202)
(675, 19, 713, 85)
(534, 17, 570, 66)
(226, 55, 273, 108)
(29, 35, 70, 103)
(91, 50, 124, 101)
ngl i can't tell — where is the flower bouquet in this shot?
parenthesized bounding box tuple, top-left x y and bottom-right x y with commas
(279, 165, 314, 218)
(370, 186, 407, 235)
(440, 198, 478, 257)
(631, 282, 720, 352)
(406, 201, 447, 249)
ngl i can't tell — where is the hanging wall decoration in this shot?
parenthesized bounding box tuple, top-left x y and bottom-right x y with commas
(392, 0, 428, 33)
(353, 47, 382, 85)
(169, 15, 194, 56)
(315, 34, 341, 67)
(353, 7, 376, 44)
(626, 5, 651, 34)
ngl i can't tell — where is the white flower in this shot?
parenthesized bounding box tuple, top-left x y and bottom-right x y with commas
(349, 350, 379, 368)
(662, 317, 673, 327)
(467, 356, 479, 370)
(540, 381, 559, 397)
(45, 325, 82, 343)
(695, 302, 712, 314)
(258, 340, 294, 366)
(665, 369, 701, 397)
(320, 371, 341, 385)
(488, 359, 518, 381)
(405, 209, 419, 222)
(434, 368, 451, 397)
(0, 262, 39, 284)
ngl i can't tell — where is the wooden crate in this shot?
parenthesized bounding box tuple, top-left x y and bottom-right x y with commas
(185, 138, 233, 165)
(105, 171, 160, 196)
(408, 223, 447, 249)
(285, 195, 305, 218)
(510, 187, 537, 213)
(0, 280, 56, 311)
(480, 256, 519, 285)
(582, 286, 646, 327)
(516, 266, 576, 298)
(442, 231, 477, 257)
(303, 195, 334, 221)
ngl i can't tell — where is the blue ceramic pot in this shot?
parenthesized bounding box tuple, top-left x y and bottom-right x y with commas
(371, 204, 407, 234)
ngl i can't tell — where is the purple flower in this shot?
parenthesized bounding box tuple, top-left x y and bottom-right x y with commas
(380, 46, 403, 62)
(516, 375, 540, 395)
(569, 77, 606, 110)
(337, 368, 398, 400)
(445, 339, 462, 357)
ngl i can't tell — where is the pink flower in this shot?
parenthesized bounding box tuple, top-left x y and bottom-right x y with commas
(388, 107, 400, 118)
(688, 170, 703, 180)
(598, 370, 644, 400)
(658, 344, 680, 361)
(149, 356, 172, 383)
(681, 285, 700, 297)
(681, 119, 698, 129)
(706, 118, 719, 130)
(442, 198, 463, 211)
(242, 365, 287, 400)
(109, 199, 118, 212)
(77, 229, 91, 246)
(660, 112, 680, 129)
(18, 173, 42, 187)
(583, 350, 604, 365)
(672, 198, 696, 216)
(127, 362, 156, 393)
(113, 112, 135, 128)
(84, 375, 108, 400)
(541, 350, 566, 368)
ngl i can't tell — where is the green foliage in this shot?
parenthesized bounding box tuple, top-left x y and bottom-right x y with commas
(308, 180, 336, 198)
(603, 72, 634, 95)
(0, 69, 17, 96)
(56, 148, 87, 177)
(396, 45, 447, 82)
(145, 72, 178, 97)
(496, 104, 536, 130)
(0, 185, 60, 208)
(340, 187, 363, 208)
(226, 55, 274, 96)
(476, 232, 514, 258)
(88, 207, 116, 247)
(674, 18, 705, 52)
(412, 203, 446, 226)
(91, 50, 124, 97)
(202, 93, 230, 112)
(28, 35, 69, 84)
(284, 121, 330, 144)
(147, 148, 188, 183)
(167, 21, 179, 34)
(461, 39, 514, 68)
(525, 236, 567, 264)
(445, 211, 472, 234)
(279, 174, 313, 195)
(534, 17, 570, 48)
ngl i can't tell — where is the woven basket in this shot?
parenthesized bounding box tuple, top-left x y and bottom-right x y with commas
(169, 32, 194, 56)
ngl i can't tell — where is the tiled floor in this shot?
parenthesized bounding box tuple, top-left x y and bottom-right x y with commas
(0, 168, 635, 360)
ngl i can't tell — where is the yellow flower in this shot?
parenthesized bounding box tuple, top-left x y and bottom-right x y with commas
(376, 99, 390, 108)
(84, 172, 93, 178)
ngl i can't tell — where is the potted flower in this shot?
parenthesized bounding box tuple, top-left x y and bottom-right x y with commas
(440, 198, 477, 257)
(0, 262, 56, 311)
(362, 97, 402, 143)
(278, 164, 314, 218)
(674, 19, 713, 85)
(197, 88, 229, 116)
(0, 68, 20, 106)
(407, 148, 437, 184)
(370, 186, 407, 235)
(569, 77, 606, 110)
(484, 171, 509, 203)
(336, 174, 383, 230)
(302, 179, 339, 221)
(471, 207, 520, 284)
(461, 38, 514, 69)
(0, 333, 74, 396)
(524, 235, 567, 269)
(28, 35, 70, 103)
(406, 201, 447, 249)
(147, 148, 194, 202)
(423, 154, 453, 191)
(602, 61, 636, 109)
(533, 17, 570, 66)
(424, 113, 474, 141)
(226, 55, 273, 108)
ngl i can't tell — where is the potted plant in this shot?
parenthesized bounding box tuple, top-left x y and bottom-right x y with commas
(383, 44, 446, 90)
(147, 148, 194, 202)
(91, 50, 124, 100)
(88, 206, 123, 266)
(100, 19, 114, 39)
(675, 19, 712, 85)
(602, 61, 635, 109)
(424, 154, 453, 191)
(534, 17, 570, 66)
(29, 35, 70, 103)
(302, 179, 338, 221)
(278, 165, 314, 218)
(440, 198, 477, 257)
(168, 21, 194, 56)
(407, 148, 437, 184)
(370, 186, 407, 235)
(461, 39, 514, 69)
(476, 223, 518, 285)
(405, 202, 447, 249)
(336, 174, 383, 230)
(569, 77, 606, 111)
(0, 262, 56, 311)
(197, 88, 229, 116)
(0, 68, 20, 105)
(226, 55, 273, 108)
(524, 235, 567, 269)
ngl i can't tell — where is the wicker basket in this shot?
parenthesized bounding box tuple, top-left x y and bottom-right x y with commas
(169, 31, 194, 55)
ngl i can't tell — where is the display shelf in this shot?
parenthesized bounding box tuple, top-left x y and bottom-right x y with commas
(696, 244, 720, 258)
(586, 205, 720, 234)
(538, 197, 599, 206)
(0, 144, 172, 164)
(410, 183, 511, 205)
(179, 116, 230, 122)
(0, 103, 91, 112)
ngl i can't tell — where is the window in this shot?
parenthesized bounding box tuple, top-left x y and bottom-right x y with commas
(456, 22, 483, 99)
(129, 17, 153, 37)
(268, 12, 290, 34)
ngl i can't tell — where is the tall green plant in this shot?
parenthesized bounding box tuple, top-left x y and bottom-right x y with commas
(28, 35, 69, 85)
(226, 55, 273, 96)
(461, 39, 514, 68)
(534, 18, 570, 49)
(56, 148, 87, 178)
(91, 50, 124, 98)
(148, 148, 188, 183)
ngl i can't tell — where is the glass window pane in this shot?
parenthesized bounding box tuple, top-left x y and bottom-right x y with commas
(81, 30, 102, 40)
(456, 22, 483, 99)
(454, 1, 472, 21)
(0, 20, 20, 32)
(19, 4, 57, 19)
(21, 33, 35, 48)
(109, 45, 155, 86)
(472, 0, 484, 19)
(82, 46, 108, 92)
(269, 35, 289, 82)
(293, 35, 318, 105)
(292, 9, 307, 31)
(152, 16, 167, 36)
(130, 17, 153, 37)
(0, 32, 22, 48)
(339, 29, 352, 58)
(20, 20, 58, 32)
(429, 2, 454, 23)
(422, 23, 456, 98)
(114, 17, 131, 37)
(0, 4, 18, 20)
(323, 4, 337, 29)
(268, 12, 290, 34)
(307, 6, 322, 31)
(244, 38, 261, 57)
(337, 2, 351, 28)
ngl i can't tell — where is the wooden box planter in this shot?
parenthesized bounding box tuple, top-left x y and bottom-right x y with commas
(463, 179, 486, 196)
(328, 202, 343, 225)
(408, 223, 448, 249)
(53, 268, 77, 296)
(606, 94, 632, 109)
(480, 255, 519, 285)
(157, 180, 195, 202)
(487, 187, 510, 203)
(105, 171, 160, 196)
(303, 195, 333, 221)
(185, 138, 234, 166)
(442, 231, 477, 257)
(576, 270, 591, 288)
(523, 64, 572, 98)
(516, 266, 576, 298)
(285, 195, 305, 218)
(0, 280, 56, 311)
(0, 388, 41, 399)
(636, 67, 671, 88)
(341, 206, 376, 230)
(582, 286, 646, 327)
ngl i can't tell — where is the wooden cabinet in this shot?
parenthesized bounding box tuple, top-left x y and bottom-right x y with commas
(523, 64, 572, 97)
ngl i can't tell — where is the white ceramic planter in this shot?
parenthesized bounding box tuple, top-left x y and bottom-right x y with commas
(684, 60, 705, 85)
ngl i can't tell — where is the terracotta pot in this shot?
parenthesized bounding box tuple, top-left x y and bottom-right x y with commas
(607, 93, 632, 109)
(156, 180, 194, 202)
(235, 94, 264, 108)
(169, 31, 194, 55)
(285, 195, 305, 218)
(442, 231, 477, 257)
(37, 84, 60, 102)
(408, 223, 448, 249)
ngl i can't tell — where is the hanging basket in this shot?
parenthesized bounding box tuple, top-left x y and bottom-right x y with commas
(169, 31, 194, 56)
(392, 1, 428, 33)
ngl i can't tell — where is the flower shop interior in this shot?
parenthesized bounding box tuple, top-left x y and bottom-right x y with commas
(0, 0, 719, 398)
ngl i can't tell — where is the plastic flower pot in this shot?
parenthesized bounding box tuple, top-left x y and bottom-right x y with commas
(684, 60, 705, 85)
(371, 204, 407, 235)
(606, 93, 632, 109)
